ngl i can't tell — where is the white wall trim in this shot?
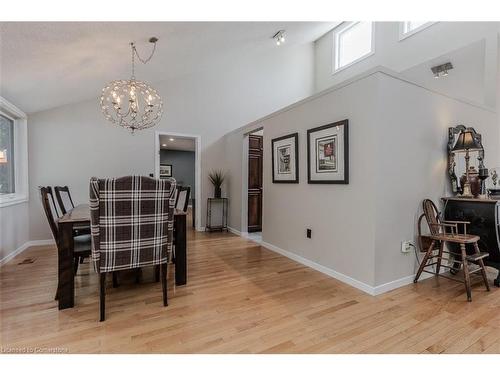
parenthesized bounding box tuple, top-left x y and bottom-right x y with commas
(0, 239, 55, 266)
(227, 226, 242, 236)
(261, 240, 444, 296)
(373, 267, 445, 295)
(261, 240, 376, 296)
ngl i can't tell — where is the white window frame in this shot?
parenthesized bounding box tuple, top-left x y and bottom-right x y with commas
(0, 97, 28, 207)
(332, 21, 375, 74)
(399, 22, 436, 41)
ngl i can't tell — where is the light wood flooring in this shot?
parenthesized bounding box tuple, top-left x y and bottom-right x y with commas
(1, 227, 500, 354)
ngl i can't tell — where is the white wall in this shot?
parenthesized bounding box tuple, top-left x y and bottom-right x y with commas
(315, 22, 500, 107)
(0, 202, 30, 262)
(374, 72, 499, 287)
(27, 43, 315, 241)
(223, 68, 500, 292)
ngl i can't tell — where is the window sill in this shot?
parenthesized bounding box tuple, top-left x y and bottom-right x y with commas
(398, 22, 437, 42)
(0, 195, 28, 208)
(332, 50, 375, 76)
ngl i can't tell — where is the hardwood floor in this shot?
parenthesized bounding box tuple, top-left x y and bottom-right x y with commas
(1, 227, 499, 354)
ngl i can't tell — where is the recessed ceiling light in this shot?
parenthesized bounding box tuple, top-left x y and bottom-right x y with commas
(169, 138, 174, 142)
(162, 143, 167, 147)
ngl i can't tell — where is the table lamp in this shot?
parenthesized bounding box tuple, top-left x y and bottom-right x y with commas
(452, 130, 482, 197)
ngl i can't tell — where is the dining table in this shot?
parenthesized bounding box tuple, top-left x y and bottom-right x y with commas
(57, 204, 187, 310)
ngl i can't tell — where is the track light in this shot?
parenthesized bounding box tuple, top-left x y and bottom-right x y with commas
(431, 62, 453, 79)
(273, 30, 286, 46)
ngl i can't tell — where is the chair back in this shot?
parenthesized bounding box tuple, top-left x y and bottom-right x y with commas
(39, 186, 60, 241)
(422, 199, 441, 235)
(89, 176, 176, 273)
(54, 185, 75, 215)
(176, 186, 191, 212)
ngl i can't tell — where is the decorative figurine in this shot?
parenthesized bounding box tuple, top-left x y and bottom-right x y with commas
(478, 167, 489, 199)
(489, 169, 500, 198)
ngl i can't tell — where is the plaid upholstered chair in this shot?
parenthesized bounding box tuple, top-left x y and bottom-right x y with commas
(90, 176, 176, 321)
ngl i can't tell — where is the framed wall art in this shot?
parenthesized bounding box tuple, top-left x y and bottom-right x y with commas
(307, 119, 349, 184)
(160, 164, 172, 178)
(271, 132, 299, 183)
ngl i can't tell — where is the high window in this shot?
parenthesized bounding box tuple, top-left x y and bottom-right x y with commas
(334, 22, 374, 72)
(0, 113, 15, 194)
(0, 97, 28, 207)
(400, 22, 435, 40)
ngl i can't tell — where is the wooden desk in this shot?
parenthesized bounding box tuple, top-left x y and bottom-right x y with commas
(57, 204, 187, 310)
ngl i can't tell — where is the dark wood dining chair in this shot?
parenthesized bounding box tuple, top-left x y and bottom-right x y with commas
(54, 185, 75, 215)
(54, 185, 91, 262)
(175, 186, 191, 213)
(39, 186, 91, 299)
(414, 198, 490, 301)
(167, 185, 190, 266)
(89, 176, 176, 321)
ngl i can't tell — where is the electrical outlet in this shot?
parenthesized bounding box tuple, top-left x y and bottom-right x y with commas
(401, 240, 414, 254)
(306, 229, 312, 239)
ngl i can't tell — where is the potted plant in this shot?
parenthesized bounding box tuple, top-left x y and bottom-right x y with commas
(209, 169, 225, 198)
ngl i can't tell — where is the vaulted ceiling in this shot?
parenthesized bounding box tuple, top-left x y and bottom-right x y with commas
(0, 22, 338, 114)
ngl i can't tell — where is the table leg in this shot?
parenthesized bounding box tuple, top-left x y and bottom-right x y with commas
(174, 214, 187, 285)
(58, 222, 75, 309)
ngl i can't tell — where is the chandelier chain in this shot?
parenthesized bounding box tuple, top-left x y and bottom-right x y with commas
(130, 43, 135, 79)
(130, 41, 158, 79)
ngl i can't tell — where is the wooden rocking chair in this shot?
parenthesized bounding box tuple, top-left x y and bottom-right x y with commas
(414, 199, 490, 302)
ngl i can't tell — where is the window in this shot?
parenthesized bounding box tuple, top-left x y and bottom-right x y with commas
(334, 22, 374, 72)
(0, 97, 28, 207)
(399, 22, 435, 40)
(0, 113, 15, 194)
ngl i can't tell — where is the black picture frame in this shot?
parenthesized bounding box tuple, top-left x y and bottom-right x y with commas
(307, 119, 349, 184)
(160, 164, 172, 178)
(271, 132, 299, 183)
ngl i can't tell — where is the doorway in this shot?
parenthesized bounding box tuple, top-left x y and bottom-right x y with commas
(155, 131, 201, 231)
(246, 129, 263, 240)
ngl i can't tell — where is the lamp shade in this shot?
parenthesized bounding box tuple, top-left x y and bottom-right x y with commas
(452, 130, 482, 152)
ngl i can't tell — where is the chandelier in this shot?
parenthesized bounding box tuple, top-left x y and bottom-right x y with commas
(100, 37, 163, 133)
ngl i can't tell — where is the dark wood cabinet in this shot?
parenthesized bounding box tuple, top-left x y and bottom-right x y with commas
(442, 197, 500, 286)
(248, 134, 263, 232)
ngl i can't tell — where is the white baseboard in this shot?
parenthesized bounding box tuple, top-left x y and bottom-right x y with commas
(227, 226, 241, 236)
(373, 275, 416, 295)
(261, 241, 376, 296)
(260, 240, 442, 296)
(0, 239, 55, 266)
(373, 264, 446, 295)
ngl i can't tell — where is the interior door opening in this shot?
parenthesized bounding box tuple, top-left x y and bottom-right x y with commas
(247, 129, 263, 239)
(154, 131, 202, 231)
